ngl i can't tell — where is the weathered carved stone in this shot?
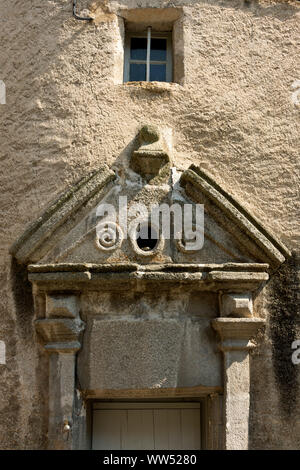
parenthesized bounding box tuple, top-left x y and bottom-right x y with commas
(46, 293, 80, 318)
(180, 165, 290, 271)
(212, 317, 265, 350)
(35, 318, 85, 351)
(130, 125, 170, 178)
(94, 221, 124, 252)
(47, 352, 77, 449)
(11, 155, 290, 450)
(128, 219, 165, 257)
(28, 264, 270, 293)
(211, 318, 265, 450)
(220, 293, 253, 318)
(10, 165, 116, 264)
(34, 293, 86, 449)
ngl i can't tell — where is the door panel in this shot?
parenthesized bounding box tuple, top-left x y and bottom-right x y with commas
(123, 410, 154, 450)
(154, 409, 181, 449)
(92, 403, 201, 450)
(181, 409, 201, 450)
(93, 409, 127, 450)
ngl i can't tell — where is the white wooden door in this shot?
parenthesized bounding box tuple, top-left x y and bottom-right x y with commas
(92, 402, 201, 450)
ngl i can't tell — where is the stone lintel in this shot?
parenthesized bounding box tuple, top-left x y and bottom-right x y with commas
(84, 385, 223, 400)
(44, 341, 82, 353)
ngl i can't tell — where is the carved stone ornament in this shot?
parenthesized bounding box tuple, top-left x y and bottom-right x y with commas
(9, 131, 292, 451)
(128, 219, 165, 257)
(220, 293, 253, 318)
(95, 221, 123, 252)
(175, 223, 204, 254)
(130, 125, 170, 178)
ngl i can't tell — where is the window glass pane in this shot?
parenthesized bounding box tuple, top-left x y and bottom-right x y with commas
(150, 64, 166, 82)
(150, 39, 167, 61)
(129, 63, 146, 81)
(130, 38, 147, 60)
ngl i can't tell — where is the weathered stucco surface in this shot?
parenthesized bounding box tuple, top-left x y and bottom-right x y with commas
(0, 0, 299, 449)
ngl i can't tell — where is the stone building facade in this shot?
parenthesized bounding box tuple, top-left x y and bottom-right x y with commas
(0, 0, 299, 450)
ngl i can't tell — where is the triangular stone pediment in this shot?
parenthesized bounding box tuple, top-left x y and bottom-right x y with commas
(10, 163, 289, 273)
(179, 165, 290, 271)
(10, 127, 290, 275)
(33, 168, 252, 267)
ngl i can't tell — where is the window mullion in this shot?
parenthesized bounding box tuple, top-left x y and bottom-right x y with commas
(146, 27, 151, 82)
(129, 60, 147, 64)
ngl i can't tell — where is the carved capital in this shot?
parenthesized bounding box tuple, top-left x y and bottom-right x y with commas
(46, 293, 80, 318)
(35, 317, 85, 353)
(212, 317, 265, 351)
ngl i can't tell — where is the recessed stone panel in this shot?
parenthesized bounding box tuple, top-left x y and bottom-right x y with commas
(78, 315, 222, 391)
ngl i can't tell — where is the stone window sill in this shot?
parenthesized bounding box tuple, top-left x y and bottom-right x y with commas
(121, 81, 183, 93)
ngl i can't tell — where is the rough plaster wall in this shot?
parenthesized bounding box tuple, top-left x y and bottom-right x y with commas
(0, 0, 299, 449)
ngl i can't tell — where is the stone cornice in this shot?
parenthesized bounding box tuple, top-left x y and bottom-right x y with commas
(28, 262, 270, 273)
(28, 262, 269, 292)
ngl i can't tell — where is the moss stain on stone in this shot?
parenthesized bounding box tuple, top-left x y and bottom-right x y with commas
(269, 252, 299, 416)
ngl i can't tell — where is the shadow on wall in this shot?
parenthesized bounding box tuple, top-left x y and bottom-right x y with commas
(10, 257, 34, 340)
(10, 257, 49, 449)
(269, 251, 299, 417)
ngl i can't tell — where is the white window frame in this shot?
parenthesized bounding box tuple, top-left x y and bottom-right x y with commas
(124, 29, 173, 83)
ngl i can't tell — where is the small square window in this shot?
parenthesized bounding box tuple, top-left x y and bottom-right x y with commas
(124, 28, 172, 83)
